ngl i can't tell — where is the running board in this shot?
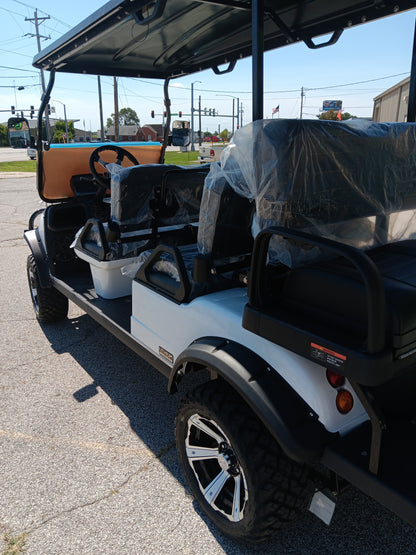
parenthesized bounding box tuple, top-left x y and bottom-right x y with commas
(51, 274, 171, 379)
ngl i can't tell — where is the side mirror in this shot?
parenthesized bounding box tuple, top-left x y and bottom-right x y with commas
(171, 119, 190, 147)
(7, 117, 34, 149)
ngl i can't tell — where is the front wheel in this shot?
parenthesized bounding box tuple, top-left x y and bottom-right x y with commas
(175, 379, 312, 543)
(27, 255, 68, 323)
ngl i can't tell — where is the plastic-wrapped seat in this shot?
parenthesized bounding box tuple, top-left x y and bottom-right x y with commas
(109, 163, 209, 237)
(75, 164, 210, 262)
(227, 119, 416, 387)
(135, 170, 255, 301)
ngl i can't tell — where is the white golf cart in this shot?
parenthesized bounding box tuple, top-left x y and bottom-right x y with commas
(24, 0, 416, 542)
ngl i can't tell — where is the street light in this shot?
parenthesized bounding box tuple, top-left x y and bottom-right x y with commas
(191, 81, 201, 151)
(216, 94, 240, 135)
(52, 98, 68, 143)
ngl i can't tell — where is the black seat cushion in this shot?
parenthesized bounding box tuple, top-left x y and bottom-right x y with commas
(271, 240, 416, 355)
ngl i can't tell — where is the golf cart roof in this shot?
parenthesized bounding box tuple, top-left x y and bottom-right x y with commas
(33, 0, 416, 79)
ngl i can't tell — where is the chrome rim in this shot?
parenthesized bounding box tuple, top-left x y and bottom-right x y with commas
(185, 413, 248, 522)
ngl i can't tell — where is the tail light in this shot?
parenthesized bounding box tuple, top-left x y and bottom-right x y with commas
(336, 390, 354, 414)
(326, 369, 345, 388)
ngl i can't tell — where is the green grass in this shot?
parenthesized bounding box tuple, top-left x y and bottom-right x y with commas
(0, 161, 36, 172)
(1, 531, 27, 554)
(164, 150, 199, 165)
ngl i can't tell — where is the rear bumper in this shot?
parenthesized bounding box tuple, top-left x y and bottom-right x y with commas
(322, 419, 416, 527)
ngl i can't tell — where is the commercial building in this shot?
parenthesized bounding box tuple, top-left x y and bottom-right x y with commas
(372, 76, 410, 122)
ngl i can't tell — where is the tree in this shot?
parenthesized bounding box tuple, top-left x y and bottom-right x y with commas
(107, 107, 140, 127)
(52, 120, 75, 143)
(0, 124, 8, 146)
(318, 109, 356, 121)
(219, 128, 230, 142)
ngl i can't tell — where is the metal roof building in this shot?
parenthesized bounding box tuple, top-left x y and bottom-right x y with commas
(373, 76, 410, 122)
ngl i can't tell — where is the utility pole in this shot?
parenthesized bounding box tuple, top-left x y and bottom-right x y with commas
(300, 86, 305, 119)
(113, 76, 119, 141)
(25, 10, 51, 139)
(97, 76, 105, 141)
(198, 96, 202, 146)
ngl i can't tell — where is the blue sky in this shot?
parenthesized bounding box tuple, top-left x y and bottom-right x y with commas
(1, 0, 415, 133)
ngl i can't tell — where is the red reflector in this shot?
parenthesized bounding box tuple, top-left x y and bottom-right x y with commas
(336, 390, 354, 414)
(326, 369, 345, 388)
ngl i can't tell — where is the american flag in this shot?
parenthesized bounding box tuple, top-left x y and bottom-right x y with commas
(272, 105, 279, 115)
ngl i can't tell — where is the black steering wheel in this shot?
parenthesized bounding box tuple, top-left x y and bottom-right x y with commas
(89, 145, 139, 189)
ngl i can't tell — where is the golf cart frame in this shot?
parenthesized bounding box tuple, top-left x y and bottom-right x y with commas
(25, 0, 416, 542)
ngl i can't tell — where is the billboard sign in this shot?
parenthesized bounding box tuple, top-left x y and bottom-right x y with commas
(322, 100, 342, 112)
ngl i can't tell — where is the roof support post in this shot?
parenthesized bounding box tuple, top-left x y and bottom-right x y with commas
(252, 0, 264, 121)
(407, 18, 416, 122)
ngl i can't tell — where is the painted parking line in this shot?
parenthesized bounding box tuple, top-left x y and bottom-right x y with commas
(0, 428, 154, 458)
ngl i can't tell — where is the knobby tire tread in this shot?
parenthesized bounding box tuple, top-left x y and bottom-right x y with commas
(176, 379, 313, 543)
(27, 255, 68, 323)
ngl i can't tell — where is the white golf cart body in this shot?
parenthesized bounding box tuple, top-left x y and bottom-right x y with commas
(25, 0, 416, 541)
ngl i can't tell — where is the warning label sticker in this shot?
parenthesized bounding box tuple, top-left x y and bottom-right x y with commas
(310, 342, 347, 369)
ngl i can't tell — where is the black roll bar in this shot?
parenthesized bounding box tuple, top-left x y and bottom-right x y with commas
(36, 70, 55, 200)
(407, 18, 416, 122)
(248, 226, 386, 355)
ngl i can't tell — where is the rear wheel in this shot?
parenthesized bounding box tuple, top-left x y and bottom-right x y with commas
(27, 255, 68, 323)
(175, 379, 312, 543)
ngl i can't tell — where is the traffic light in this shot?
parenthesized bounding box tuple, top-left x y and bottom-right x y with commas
(11, 106, 15, 114)
(178, 111, 182, 117)
(164, 111, 167, 117)
(151, 110, 155, 118)
(30, 106, 35, 119)
(47, 104, 51, 115)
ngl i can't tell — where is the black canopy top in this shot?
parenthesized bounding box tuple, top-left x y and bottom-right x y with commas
(33, 0, 416, 79)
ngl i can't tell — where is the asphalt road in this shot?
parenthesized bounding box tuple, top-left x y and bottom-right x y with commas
(0, 147, 30, 163)
(1, 159, 416, 553)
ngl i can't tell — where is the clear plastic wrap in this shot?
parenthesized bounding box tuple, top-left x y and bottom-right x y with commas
(110, 164, 159, 229)
(203, 119, 416, 267)
(197, 172, 226, 255)
(72, 220, 148, 260)
(110, 163, 208, 229)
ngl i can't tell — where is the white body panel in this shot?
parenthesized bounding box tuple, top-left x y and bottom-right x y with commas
(131, 281, 367, 435)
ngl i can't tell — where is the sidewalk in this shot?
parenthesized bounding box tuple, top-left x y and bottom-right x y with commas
(0, 172, 36, 178)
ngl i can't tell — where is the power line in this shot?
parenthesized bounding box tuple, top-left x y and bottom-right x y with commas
(11, 0, 72, 29)
(130, 71, 409, 96)
(0, 64, 38, 73)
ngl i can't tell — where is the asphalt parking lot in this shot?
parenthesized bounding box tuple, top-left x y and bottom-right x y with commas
(1, 150, 416, 554)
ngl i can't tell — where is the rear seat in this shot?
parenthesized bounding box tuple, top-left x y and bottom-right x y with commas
(236, 119, 416, 386)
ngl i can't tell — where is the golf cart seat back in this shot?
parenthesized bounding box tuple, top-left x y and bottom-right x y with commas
(110, 163, 210, 233)
(223, 119, 416, 387)
(196, 171, 254, 264)
(74, 164, 210, 262)
(210, 119, 416, 268)
(134, 168, 255, 302)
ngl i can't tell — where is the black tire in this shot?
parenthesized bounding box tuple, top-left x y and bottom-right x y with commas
(27, 255, 68, 323)
(175, 379, 312, 543)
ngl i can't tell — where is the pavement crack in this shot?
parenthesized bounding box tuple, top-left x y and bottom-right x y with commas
(22, 441, 176, 537)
